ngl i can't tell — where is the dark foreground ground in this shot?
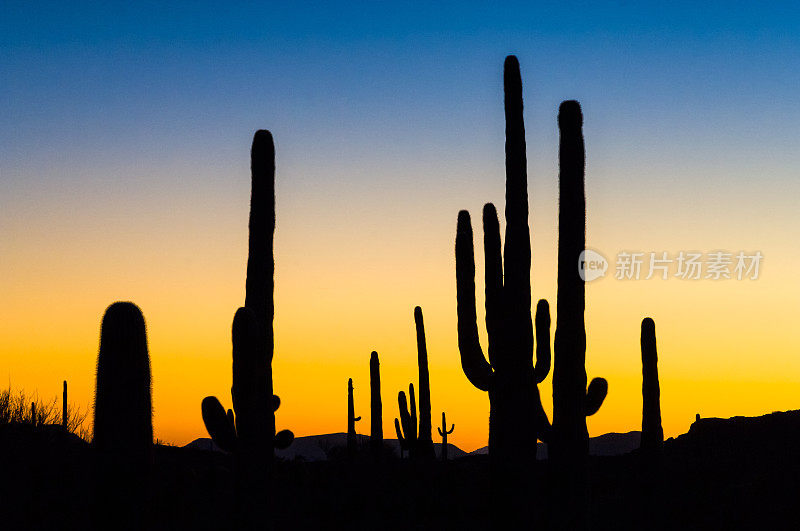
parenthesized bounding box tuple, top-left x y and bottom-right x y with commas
(2, 411, 800, 530)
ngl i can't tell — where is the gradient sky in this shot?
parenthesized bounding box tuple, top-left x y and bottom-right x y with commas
(2, 2, 799, 451)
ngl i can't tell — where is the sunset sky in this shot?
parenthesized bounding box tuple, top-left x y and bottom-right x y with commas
(2, 2, 799, 451)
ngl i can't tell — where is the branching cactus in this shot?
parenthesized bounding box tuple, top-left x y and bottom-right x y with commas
(455, 55, 551, 462)
(347, 378, 362, 455)
(640, 317, 663, 452)
(395, 383, 418, 459)
(549, 100, 609, 530)
(200, 130, 292, 526)
(369, 351, 383, 457)
(437, 412, 455, 461)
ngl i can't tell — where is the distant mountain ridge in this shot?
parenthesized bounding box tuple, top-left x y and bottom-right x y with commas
(185, 432, 467, 461)
(465, 431, 642, 459)
(186, 430, 642, 461)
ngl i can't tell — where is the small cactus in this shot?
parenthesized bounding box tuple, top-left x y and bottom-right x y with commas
(437, 412, 455, 461)
(62, 380, 68, 432)
(640, 317, 663, 452)
(369, 351, 383, 457)
(347, 378, 362, 455)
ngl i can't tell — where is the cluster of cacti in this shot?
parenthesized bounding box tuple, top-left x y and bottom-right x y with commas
(347, 377, 361, 455)
(394, 307, 435, 461)
(437, 412, 454, 461)
(640, 318, 663, 452)
(370, 351, 383, 457)
(201, 130, 293, 525)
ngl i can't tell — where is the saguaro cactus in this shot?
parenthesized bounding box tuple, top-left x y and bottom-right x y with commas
(640, 318, 663, 451)
(413, 306, 435, 460)
(549, 100, 608, 530)
(437, 412, 455, 461)
(93, 302, 152, 459)
(369, 351, 383, 456)
(62, 380, 68, 431)
(201, 310, 294, 456)
(200, 130, 292, 527)
(93, 301, 153, 527)
(455, 55, 551, 462)
(347, 378, 362, 455)
(395, 383, 418, 459)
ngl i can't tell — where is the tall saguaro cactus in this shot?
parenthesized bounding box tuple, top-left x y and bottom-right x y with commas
(201, 130, 292, 527)
(455, 55, 551, 462)
(437, 412, 455, 461)
(93, 301, 153, 528)
(640, 318, 663, 451)
(347, 378, 362, 455)
(549, 100, 608, 530)
(369, 351, 383, 456)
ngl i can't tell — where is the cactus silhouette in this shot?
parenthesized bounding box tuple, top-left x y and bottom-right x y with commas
(413, 306, 435, 460)
(395, 383, 418, 459)
(93, 301, 152, 459)
(548, 100, 608, 530)
(347, 378, 362, 456)
(93, 301, 153, 528)
(393, 308, 436, 461)
(62, 380, 67, 431)
(640, 317, 663, 451)
(369, 351, 383, 457)
(200, 130, 292, 527)
(437, 412, 455, 461)
(455, 55, 551, 464)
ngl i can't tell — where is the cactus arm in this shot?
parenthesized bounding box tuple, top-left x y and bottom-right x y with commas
(354, 416, 362, 422)
(482, 203, 504, 367)
(231, 307, 267, 441)
(397, 391, 412, 442)
(202, 396, 237, 452)
(408, 383, 417, 441)
(448, 424, 455, 434)
(437, 427, 444, 436)
(394, 418, 406, 446)
(585, 377, 608, 416)
(274, 429, 294, 450)
(456, 210, 494, 391)
(533, 299, 551, 383)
